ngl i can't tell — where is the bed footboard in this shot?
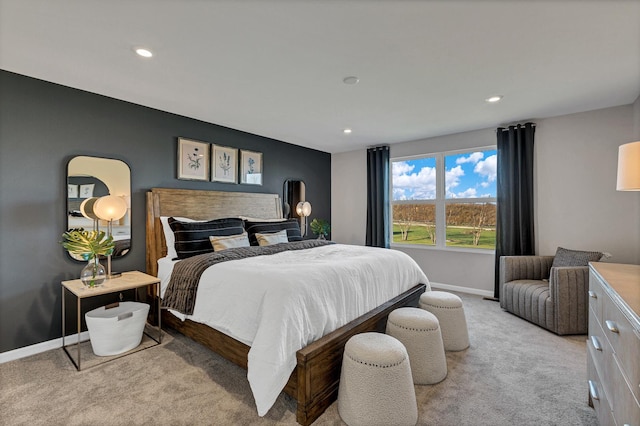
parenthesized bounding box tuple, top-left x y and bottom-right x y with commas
(160, 283, 425, 425)
(294, 283, 426, 425)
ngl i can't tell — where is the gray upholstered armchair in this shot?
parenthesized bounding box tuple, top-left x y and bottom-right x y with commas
(499, 255, 591, 335)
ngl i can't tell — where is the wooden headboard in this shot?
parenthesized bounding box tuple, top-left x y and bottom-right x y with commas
(146, 188, 283, 276)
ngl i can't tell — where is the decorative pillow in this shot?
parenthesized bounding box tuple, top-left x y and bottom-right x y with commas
(209, 232, 250, 251)
(160, 216, 202, 260)
(255, 229, 289, 246)
(244, 218, 302, 246)
(168, 217, 245, 259)
(552, 247, 603, 268)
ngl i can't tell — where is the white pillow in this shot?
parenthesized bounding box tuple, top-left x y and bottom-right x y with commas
(160, 216, 202, 260)
(255, 229, 289, 246)
(209, 232, 250, 251)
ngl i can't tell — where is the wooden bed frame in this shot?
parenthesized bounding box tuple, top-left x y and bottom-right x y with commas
(146, 187, 426, 425)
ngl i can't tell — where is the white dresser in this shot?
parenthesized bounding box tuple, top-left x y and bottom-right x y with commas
(587, 262, 640, 426)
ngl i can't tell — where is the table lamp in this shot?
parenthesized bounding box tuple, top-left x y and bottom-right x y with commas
(94, 195, 128, 279)
(617, 141, 640, 191)
(296, 201, 312, 236)
(79, 197, 100, 231)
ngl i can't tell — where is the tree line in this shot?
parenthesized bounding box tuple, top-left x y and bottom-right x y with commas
(393, 202, 496, 246)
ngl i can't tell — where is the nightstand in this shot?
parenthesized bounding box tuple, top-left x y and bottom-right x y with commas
(61, 270, 162, 370)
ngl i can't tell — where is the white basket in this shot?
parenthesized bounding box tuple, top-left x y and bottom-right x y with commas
(85, 302, 150, 356)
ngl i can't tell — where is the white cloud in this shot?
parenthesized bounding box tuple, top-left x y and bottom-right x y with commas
(392, 162, 436, 200)
(456, 152, 484, 165)
(480, 181, 490, 188)
(448, 187, 478, 199)
(392, 161, 414, 177)
(445, 165, 464, 193)
(474, 154, 497, 182)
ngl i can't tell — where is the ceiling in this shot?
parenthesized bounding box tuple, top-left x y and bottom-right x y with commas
(1, 1, 639, 154)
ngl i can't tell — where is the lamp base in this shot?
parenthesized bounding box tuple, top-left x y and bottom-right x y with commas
(107, 272, 122, 279)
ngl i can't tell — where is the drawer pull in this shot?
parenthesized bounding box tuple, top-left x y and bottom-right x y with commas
(588, 380, 599, 401)
(588, 291, 597, 299)
(605, 320, 619, 333)
(590, 336, 602, 351)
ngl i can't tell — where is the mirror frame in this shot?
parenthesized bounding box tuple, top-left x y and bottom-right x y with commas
(283, 179, 306, 233)
(66, 156, 131, 261)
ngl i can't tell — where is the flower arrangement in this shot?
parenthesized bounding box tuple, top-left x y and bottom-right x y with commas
(60, 229, 115, 260)
(310, 218, 331, 239)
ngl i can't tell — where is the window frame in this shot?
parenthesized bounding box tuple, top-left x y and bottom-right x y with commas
(390, 145, 497, 252)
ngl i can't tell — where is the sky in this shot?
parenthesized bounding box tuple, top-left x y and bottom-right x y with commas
(392, 149, 497, 200)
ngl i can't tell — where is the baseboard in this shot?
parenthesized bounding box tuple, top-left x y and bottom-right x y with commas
(429, 282, 494, 298)
(0, 331, 90, 364)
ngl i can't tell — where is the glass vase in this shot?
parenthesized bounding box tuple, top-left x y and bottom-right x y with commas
(80, 257, 106, 287)
(317, 234, 326, 240)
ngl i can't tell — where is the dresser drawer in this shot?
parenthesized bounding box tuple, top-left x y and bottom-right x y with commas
(602, 294, 640, 404)
(588, 346, 616, 426)
(609, 354, 640, 426)
(589, 271, 605, 322)
(589, 311, 616, 398)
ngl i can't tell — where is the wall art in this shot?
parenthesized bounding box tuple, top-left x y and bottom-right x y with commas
(177, 137, 210, 181)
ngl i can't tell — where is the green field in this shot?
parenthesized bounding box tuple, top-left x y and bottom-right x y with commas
(392, 223, 495, 249)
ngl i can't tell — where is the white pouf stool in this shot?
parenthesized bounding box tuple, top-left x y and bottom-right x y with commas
(386, 307, 447, 385)
(338, 332, 418, 426)
(419, 291, 469, 351)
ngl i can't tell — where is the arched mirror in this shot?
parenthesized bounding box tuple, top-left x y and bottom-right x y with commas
(66, 156, 131, 261)
(283, 179, 307, 232)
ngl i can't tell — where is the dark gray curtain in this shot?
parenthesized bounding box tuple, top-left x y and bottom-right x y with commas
(494, 123, 536, 298)
(366, 146, 390, 248)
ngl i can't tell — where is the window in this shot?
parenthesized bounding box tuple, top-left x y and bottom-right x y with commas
(391, 147, 497, 250)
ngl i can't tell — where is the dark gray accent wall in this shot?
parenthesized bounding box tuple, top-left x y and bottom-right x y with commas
(0, 70, 331, 353)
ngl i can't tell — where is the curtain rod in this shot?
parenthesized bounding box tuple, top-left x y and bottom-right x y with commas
(497, 122, 536, 129)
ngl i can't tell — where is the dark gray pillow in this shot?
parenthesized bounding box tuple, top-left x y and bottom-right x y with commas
(552, 247, 603, 268)
(168, 217, 245, 259)
(244, 219, 302, 246)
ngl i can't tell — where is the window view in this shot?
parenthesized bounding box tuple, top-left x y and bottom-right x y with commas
(392, 148, 497, 249)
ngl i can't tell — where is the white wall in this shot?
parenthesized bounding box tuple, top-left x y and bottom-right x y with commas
(331, 149, 367, 244)
(331, 102, 640, 294)
(536, 105, 639, 264)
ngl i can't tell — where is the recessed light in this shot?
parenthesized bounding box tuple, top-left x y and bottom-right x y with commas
(485, 95, 503, 103)
(343, 128, 352, 134)
(135, 48, 153, 58)
(343, 76, 359, 85)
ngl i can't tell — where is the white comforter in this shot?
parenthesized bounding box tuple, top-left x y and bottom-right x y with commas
(158, 243, 429, 416)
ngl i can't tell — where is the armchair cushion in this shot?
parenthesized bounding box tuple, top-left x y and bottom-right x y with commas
(551, 246, 603, 268)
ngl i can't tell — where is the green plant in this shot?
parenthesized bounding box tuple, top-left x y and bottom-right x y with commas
(310, 218, 331, 237)
(60, 229, 115, 260)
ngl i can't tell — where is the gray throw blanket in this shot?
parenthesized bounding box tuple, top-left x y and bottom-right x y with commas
(163, 240, 334, 315)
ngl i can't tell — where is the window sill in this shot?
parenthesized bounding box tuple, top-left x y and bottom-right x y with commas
(391, 243, 495, 255)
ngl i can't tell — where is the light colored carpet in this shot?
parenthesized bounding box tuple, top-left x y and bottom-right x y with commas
(0, 293, 597, 425)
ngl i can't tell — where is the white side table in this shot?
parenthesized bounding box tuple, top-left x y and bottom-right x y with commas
(61, 270, 162, 370)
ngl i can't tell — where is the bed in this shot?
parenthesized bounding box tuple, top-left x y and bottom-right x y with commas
(145, 187, 428, 425)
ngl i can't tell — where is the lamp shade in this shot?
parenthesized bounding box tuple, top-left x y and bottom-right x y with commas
(296, 201, 312, 217)
(79, 197, 100, 220)
(616, 141, 640, 191)
(94, 195, 128, 221)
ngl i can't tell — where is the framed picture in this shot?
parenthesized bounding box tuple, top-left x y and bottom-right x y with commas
(211, 145, 238, 183)
(79, 183, 95, 198)
(177, 137, 210, 181)
(67, 184, 78, 198)
(240, 150, 263, 185)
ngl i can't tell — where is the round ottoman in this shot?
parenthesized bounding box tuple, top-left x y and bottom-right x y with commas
(338, 332, 418, 426)
(419, 291, 470, 351)
(386, 307, 447, 384)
